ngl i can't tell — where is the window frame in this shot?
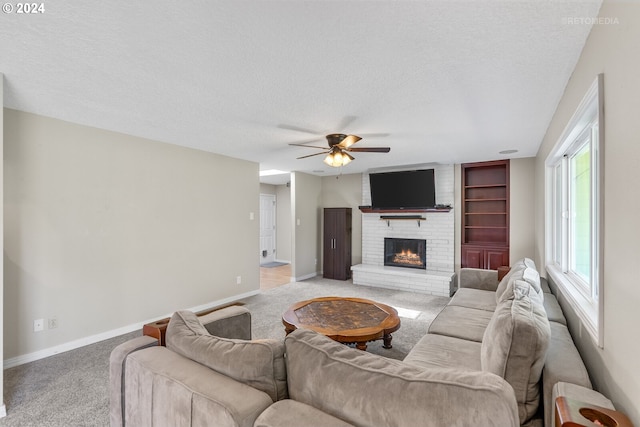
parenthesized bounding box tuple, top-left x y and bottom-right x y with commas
(545, 74, 604, 347)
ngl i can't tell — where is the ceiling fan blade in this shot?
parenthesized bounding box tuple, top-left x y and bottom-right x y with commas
(346, 147, 391, 153)
(358, 133, 390, 138)
(335, 115, 358, 132)
(296, 151, 329, 159)
(289, 143, 331, 149)
(337, 134, 362, 149)
(278, 124, 323, 135)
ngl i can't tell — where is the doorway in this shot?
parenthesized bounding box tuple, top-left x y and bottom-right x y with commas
(260, 193, 276, 264)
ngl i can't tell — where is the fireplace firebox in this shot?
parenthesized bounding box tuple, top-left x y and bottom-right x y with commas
(384, 238, 426, 270)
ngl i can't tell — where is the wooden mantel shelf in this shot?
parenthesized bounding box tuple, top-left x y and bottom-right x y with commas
(359, 207, 451, 214)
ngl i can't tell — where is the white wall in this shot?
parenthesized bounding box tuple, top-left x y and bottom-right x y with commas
(3, 109, 260, 362)
(291, 172, 321, 280)
(535, 2, 640, 423)
(360, 165, 455, 272)
(320, 173, 363, 266)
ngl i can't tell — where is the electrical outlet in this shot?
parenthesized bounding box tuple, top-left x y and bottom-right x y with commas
(48, 317, 58, 329)
(236, 276, 242, 285)
(34, 319, 44, 332)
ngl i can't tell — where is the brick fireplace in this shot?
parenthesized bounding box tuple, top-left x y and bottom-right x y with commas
(351, 165, 456, 296)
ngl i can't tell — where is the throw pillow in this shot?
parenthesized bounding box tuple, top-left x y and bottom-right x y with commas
(165, 310, 287, 402)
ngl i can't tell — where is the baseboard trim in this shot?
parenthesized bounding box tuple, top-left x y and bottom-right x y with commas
(0, 403, 6, 418)
(2, 289, 260, 369)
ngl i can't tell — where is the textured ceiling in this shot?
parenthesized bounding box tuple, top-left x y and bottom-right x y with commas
(1, 1, 601, 184)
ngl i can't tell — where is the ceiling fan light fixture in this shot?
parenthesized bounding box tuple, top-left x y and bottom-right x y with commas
(323, 150, 353, 167)
(291, 131, 389, 166)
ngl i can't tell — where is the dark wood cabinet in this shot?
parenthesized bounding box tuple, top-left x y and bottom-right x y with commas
(461, 160, 510, 269)
(461, 245, 509, 270)
(323, 208, 352, 280)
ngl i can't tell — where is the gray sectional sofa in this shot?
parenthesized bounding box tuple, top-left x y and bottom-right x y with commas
(110, 258, 611, 427)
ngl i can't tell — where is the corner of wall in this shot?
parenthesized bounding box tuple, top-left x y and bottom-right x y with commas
(1, 71, 6, 417)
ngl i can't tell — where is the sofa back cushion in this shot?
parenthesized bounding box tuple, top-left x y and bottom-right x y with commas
(495, 260, 527, 301)
(496, 262, 541, 304)
(285, 328, 519, 427)
(165, 310, 287, 402)
(481, 282, 550, 424)
(499, 278, 544, 307)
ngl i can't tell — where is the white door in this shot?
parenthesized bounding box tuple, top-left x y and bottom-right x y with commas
(260, 194, 276, 264)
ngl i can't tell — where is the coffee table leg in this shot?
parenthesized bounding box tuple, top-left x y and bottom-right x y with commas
(383, 333, 393, 349)
(355, 341, 368, 351)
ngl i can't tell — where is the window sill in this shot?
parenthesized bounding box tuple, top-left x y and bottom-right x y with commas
(547, 264, 602, 348)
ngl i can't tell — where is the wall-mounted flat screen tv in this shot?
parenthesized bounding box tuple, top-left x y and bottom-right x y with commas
(369, 169, 436, 210)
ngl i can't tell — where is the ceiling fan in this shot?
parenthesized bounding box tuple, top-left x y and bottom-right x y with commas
(289, 133, 391, 167)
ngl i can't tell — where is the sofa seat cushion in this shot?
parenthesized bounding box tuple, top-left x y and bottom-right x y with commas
(404, 333, 482, 371)
(427, 305, 494, 342)
(126, 347, 273, 427)
(481, 281, 551, 424)
(448, 288, 497, 312)
(285, 329, 519, 427)
(166, 310, 287, 402)
(542, 322, 593, 427)
(254, 400, 355, 427)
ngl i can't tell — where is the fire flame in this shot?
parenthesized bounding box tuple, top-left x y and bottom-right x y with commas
(393, 249, 423, 266)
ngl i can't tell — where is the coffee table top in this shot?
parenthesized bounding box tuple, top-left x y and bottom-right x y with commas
(282, 296, 400, 344)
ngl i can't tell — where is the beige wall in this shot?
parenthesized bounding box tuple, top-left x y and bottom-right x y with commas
(534, 2, 640, 423)
(3, 109, 260, 360)
(291, 172, 322, 280)
(321, 173, 363, 266)
(1, 74, 5, 416)
(509, 157, 536, 263)
(327, 165, 535, 275)
(259, 183, 276, 195)
(275, 184, 292, 262)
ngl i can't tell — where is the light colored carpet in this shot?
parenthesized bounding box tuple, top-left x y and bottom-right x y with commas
(0, 277, 449, 426)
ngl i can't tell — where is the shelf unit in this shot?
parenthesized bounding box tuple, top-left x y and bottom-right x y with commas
(379, 215, 426, 227)
(461, 160, 510, 270)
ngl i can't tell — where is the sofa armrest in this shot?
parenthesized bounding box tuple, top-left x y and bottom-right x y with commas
(199, 305, 252, 340)
(459, 268, 499, 291)
(109, 335, 158, 427)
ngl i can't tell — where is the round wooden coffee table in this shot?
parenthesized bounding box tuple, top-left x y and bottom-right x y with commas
(282, 296, 401, 351)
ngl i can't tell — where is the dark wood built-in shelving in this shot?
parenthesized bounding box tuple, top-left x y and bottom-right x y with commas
(461, 160, 510, 270)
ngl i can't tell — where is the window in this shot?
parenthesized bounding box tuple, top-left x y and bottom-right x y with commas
(546, 74, 604, 347)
